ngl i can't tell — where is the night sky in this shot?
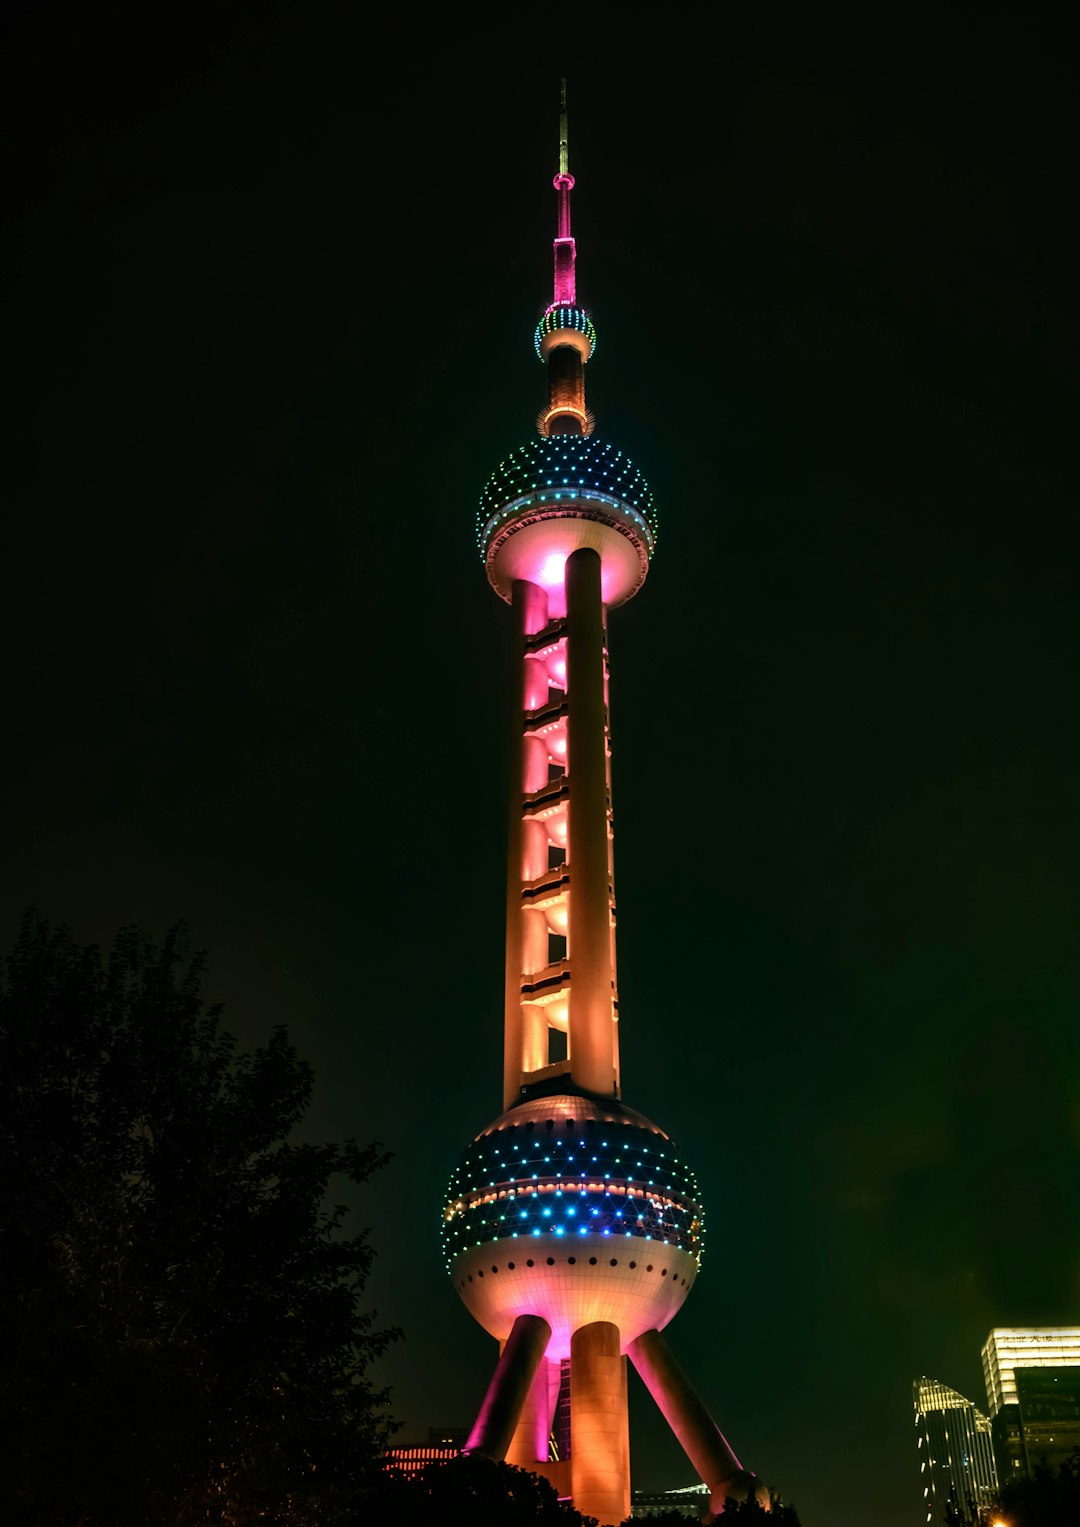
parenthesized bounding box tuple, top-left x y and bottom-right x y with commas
(3, 7, 1078, 1525)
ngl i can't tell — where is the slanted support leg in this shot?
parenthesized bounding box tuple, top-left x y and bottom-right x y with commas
(627, 1328, 769, 1518)
(463, 1314, 552, 1461)
(506, 1354, 560, 1468)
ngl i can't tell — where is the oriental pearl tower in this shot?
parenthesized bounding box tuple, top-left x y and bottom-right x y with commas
(442, 86, 769, 1525)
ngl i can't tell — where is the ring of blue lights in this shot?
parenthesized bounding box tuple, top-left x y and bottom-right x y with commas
(443, 1115, 704, 1270)
(534, 306, 597, 361)
(476, 436, 657, 555)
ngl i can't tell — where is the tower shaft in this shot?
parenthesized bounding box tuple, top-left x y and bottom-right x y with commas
(502, 549, 618, 1108)
(565, 548, 618, 1096)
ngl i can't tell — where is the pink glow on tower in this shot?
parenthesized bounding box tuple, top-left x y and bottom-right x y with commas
(538, 551, 568, 588)
(444, 82, 770, 1525)
(553, 83, 576, 304)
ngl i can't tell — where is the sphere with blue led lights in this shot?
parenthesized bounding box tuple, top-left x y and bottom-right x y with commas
(443, 1094, 704, 1360)
(477, 436, 657, 611)
(534, 305, 597, 363)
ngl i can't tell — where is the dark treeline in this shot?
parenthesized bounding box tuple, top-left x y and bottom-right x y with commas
(371, 1459, 802, 1525)
(0, 914, 798, 1526)
(0, 914, 395, 1527)
(945, 1453, 1080, 1527)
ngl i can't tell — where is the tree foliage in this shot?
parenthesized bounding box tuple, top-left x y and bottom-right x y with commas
(372, 1455, 590, 1526)
(983, 1449, 1080, 1527)
(713, 1494, 802, 1523)
(0, 912, 398, 1526)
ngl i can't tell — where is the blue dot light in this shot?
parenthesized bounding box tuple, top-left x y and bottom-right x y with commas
(476, 436, 658, 556)
(533, 305, 597, 361)
(442, 1110, 705, 1272)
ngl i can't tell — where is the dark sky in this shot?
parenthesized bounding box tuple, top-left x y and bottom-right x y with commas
(3, 6, 1078, 1525)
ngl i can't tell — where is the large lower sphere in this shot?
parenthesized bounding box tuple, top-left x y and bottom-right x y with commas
(443, 1094, 705, 1359)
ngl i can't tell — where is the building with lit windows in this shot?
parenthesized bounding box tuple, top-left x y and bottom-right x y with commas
(982, 1327, 1080, 1480)
(913, 1377, 998, 1524)
(439, 86, 769, 1526)
(632, 1483, 711, 1517)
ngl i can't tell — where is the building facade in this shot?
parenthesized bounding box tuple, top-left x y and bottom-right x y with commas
(439, 87, 768, 1525)
(913, 1376, 998, 1524)
(982, 1326, 1080, 1480)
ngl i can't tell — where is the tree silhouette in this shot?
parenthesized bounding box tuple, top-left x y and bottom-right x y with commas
(713, 1492, 803, 1523)
(374, 1454, 591, 1526)
(984, 1447, 1080, 1526)
(0, 912, 398, 1526)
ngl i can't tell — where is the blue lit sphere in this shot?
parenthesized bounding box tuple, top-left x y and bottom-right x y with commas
(476, 435, 657, 606)
(477, 437, 655, 545)
(534, 305, 597, 362)
(443, 1094, 704, 1358)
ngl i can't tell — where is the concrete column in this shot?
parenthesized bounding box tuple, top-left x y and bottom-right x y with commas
(522, 907, 549, 974)
(565, 548, 616, 1097)
(627, 1328, 754, 1512)
(523, 735, 550, 794)
(463, 1314, 552, 1461)
(522, 819, 549, 883)
(570, 1321, 629, 1525)
(524, 654, 550, 711)
(505, 580, 548, 1110)
(521, 905, 550, 1071)
(506, 1354, 559, 1468)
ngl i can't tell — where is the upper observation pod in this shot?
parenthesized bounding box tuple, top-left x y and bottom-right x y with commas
(476, 436, 657, 613)
(534, 306, 597, 365)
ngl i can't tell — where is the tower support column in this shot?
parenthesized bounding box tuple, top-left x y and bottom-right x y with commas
(506, 1354, 560, 1468)
(504, 578, 549, 1109)
(627, 1329, 766, 1515)
(565, 547, 617, 1096)
(463, 1313, 552, 1461)
(570, 1320, 629, 1525)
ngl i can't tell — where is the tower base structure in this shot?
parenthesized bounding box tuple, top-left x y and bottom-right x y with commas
(462, 1317, 766, 1524)
(447, 1094, 767, 1523)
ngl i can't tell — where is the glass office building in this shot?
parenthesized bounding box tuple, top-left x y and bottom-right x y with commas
(913, 1376, 998, 1525)
(982, 1327, 1080, 1479)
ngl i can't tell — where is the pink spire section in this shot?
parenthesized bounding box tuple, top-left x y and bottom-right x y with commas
(552, 80, 576, 304)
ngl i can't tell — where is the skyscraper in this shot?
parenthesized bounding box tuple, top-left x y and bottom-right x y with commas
(982, 1327, 1080, 1479)
(440, 87, 769, 1525)
(913, 1376, 998, 1525)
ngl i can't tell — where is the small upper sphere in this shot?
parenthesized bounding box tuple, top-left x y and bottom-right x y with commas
(534, 305, 597, 363)
(476, 436, 658, 611)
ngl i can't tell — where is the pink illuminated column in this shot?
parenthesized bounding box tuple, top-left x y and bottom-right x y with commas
(462, 1313, 552, 1461)
(504, 578, 550, 1109)
(505, 1356, 560, 1469)
(566, 547, 618, 1097)
(626, 1328, 766, 1515)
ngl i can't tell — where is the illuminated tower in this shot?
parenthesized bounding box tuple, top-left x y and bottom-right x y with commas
(442, 86, 769, 1525)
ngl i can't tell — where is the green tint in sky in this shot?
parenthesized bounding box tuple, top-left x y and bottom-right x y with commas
(1, 8, 1078, 1527)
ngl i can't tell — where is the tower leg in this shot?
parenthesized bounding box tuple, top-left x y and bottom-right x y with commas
(627, 1328, 769, 1517)
(463, 1314, 551, 1461)
(570, 1321, 629, 1525)
(506, 1354, 559, 1468)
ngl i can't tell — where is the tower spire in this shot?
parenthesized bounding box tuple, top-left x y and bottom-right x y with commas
(559, 76, 569, 177)
(552, 79, 576, 305)
(535, 79, 594, 436)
